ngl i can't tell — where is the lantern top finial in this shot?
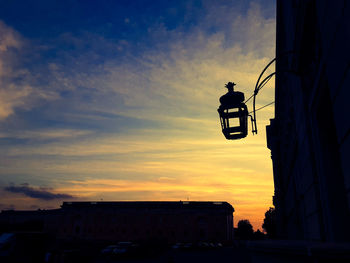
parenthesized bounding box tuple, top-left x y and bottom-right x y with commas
(225, 82, 236, 92)
(220, 82, 244, 107)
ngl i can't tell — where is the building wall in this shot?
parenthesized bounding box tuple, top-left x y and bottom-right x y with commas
(267, 0, 350, 242)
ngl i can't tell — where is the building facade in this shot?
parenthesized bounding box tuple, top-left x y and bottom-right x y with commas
(0, 201, 234, 244)
(267, 0, 350, 242)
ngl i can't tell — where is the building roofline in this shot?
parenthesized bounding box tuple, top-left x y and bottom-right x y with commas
(61, 201, 234, 212)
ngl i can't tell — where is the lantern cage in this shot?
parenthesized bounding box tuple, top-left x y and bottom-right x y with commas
(218, 82, 248, 140)
(218, 53, 295, 140)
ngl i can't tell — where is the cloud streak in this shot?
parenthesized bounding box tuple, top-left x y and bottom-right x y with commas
(0, 21, 60, 120)
(0, 1, 276, 229)
(4, 184, 74, 200)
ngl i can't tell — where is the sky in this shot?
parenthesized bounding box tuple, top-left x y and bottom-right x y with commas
(0, 0, 276, 230)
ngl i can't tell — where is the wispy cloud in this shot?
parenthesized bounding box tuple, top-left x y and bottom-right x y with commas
(0, 203, 15, 210)
(0, 129, 93, 141)
(0, 1, 276, 229)
(0, 21, 60, 120)
(4, 183, 75, 200)
(0, 21, 26, 119)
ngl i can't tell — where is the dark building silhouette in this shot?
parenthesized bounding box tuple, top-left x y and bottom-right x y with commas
(0, 201, 234, 244)
(267, 0, 350, 242)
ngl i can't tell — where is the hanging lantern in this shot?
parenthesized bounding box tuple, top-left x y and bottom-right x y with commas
(218, 82, 248, 140)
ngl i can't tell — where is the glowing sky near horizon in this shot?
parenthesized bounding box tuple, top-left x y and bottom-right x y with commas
(0, 0, 276, 230)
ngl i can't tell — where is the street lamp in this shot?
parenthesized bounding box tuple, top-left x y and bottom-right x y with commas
(218, 82, 248, 140)
(218, 58, 281, 140)
(218, 52, 295, 140)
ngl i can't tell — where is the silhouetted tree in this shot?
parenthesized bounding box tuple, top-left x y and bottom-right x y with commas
(262, 207, 276, 238)
(236, 219, 254, 240)
(253, 229, 265, 240)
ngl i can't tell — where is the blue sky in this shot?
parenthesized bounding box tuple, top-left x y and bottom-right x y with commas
(0, 0, 275, 229)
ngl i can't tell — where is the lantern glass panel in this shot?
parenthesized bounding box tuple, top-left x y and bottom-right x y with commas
(218, 104, 248, 140)
(218, 85, 248, 140)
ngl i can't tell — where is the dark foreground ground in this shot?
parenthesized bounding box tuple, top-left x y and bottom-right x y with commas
(0, 235, 250, 263)
(94, 246, 250, 263)
(2, 233, 350, 263)
(48, 241, 350, 263)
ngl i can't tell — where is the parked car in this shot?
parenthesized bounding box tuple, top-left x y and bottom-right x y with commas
(215, 242, 223, 248)
(172, 243, 184, 249)
(113, 242, 139, 257)
(183, 243, 194, 250)
(101, 245, 118, 255)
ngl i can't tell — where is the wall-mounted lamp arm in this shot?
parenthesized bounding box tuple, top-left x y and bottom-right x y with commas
(248, 114, 256, 136)
(252, 70, 276, 134)
(218, 51, 295, 140)
(250, 57, 276, 134)
(257, 72, 276, 91)
(251, 51, 295, 134)
(253, 72, 276, 133)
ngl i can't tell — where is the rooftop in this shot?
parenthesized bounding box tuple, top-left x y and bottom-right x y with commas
(61, 201, 234, 212)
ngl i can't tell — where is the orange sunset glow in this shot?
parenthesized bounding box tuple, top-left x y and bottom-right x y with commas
(0, 1, 276, 230)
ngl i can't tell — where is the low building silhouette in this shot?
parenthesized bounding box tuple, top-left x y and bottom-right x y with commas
(0, 201, 234, 244)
